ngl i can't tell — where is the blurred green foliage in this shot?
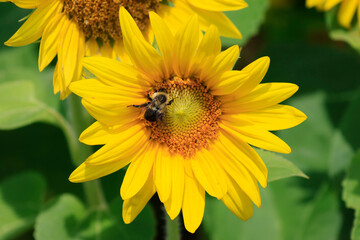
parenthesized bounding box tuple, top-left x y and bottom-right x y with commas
(1, 0, 360, 239)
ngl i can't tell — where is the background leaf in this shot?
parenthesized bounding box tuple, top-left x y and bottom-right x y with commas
(325, 7, 360, 53)
(0, 171, 46, 240)
(256, 149, 308, 182)
(352, 210, 360, 240)
(203, 189, 280, 240)
(34, 194, 156, 240)
(34, 194, 86, 240)
(342, 151, 360, 210)
(0, 81, 59, 129)
(221, 0, 269, 47)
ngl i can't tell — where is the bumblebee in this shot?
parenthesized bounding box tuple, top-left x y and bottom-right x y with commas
(129, 89, 174, 122)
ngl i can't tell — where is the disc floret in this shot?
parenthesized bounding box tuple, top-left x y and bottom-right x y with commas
(146, 77, 222, 158)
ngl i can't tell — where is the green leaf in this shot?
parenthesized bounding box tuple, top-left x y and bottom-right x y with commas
(269, 180, 342, 240)
(342, 151, 360, 210)
(302, 185, 342, 240)
(278, 92, 354, 176)
(0, 47, 59, 111)
(221, 0, 269, 47)
(325, 7, 360, 53)
(35, 195, 156, 240)
(278, 92, 333, 172)
(328, 130, 354, 177)
(0, 171, 46, 240)
(0, 46, 62, 129)
(75, 197, 156, 240)
(203, 189, 281, 240)
(352, 210, 360, 240)
(34, 194, 86, 240)
(340, 91, 360, 150)
(0, 81, 59, 129)
(204, 182, 339, 240)
(255, 149, 308, 182)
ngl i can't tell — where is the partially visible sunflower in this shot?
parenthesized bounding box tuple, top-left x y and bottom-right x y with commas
(69, 7, 306, 233)
(306, 0, 360, 29)
(2, 0, 247, 99)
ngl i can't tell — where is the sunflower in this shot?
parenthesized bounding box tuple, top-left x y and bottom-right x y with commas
(69, 7, 306, 233)
(2, 0, 247, 99)
(306, 0, 360, 29)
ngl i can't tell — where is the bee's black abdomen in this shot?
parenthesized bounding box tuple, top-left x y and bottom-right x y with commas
(144, 108, 157, 122)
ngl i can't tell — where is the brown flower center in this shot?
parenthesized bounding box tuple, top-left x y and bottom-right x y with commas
(63, 0, 160, 43)
(145, 77, 222, 158)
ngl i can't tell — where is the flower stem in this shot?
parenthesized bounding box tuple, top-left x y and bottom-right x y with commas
(64, 94, 108, 210)
(165, 212, 181, 240)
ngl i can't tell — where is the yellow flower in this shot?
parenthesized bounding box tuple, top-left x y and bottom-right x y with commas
(2, 0, 247, 99)
(69, 7, 306, 233)
(306, 0, 360, 29)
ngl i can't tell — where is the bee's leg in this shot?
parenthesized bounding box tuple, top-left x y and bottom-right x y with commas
(167, 99, 174, 105)
(146, 94, 152, 101)
(157, 111, 163, 121)
(127, 102, 149, 108)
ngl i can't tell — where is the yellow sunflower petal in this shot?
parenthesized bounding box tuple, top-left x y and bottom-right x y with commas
(212, 144, 261, 207)
(149, 11, 174, 78)
(81, 98, 139, 126)
(192, 25, 221, 74)
(85, 124, 149, 165)
(182, 165, 205, 233)
(202, 45, 240, 86)
(220, 121, 291, 154)
(70, 79, 142, 101)
(5, 0, 62, 46)
(226, 104, 307, 131)
(79, 121, 111, 146)
(119, 6, 145, 42)
(218, 131, 267, 188)
(211, 70, 249, 96)
(58, 20, 85, 90)
(191, 150, 227, 199)
(154, 147, 173, 203)
(221, 172, 254, 220)
(306, 0, 325, 8)
(163, 155, 185, 220)
(123, 173, 156, 224)
(338, 0, 358, 28)
(323, 0, 342, 10)
(85, 38, 98, 57)
(113, 40, 132, 64)
(120, 142, 158, 200)
(234, 56, 270, 97)
(157, 3, 193, 35)
(69, 159, 127, 183)
(100, 42, 116, 59)
(38, 13, 66, 71)
(187, 0, 248, 12)
(222, 83, 299, 114)
(82, 57, 151, 89)
(119, 7, 164, 81)
(184, 2, 242, 39)
(53, 62, 61, 94)
(9, 0, 45, 9)
(173, 15, 200, 77)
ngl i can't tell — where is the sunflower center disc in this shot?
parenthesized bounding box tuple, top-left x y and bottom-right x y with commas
(146, 77, 222, 158)
(63, 0, 160, 43)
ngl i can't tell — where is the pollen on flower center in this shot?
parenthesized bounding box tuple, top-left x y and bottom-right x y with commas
(146, 77, 222, 158)
(63, 0, 160, 43)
